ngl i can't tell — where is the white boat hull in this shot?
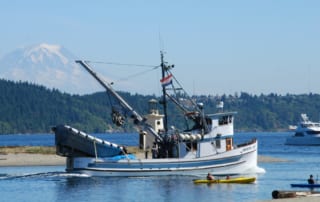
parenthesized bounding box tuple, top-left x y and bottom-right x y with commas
(65, 141, 260, 177)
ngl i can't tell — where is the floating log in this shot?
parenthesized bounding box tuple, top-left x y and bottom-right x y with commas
(272, 190, 296, 199)
(272, 190, 320, 199)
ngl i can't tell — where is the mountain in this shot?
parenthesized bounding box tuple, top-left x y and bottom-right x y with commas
(0, 43, 99, 94)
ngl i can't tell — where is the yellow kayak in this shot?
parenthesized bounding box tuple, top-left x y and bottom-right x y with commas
(193, 177, 256, 184)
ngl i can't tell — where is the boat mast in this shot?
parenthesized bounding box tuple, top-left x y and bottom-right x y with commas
(160, 51, 168, 133)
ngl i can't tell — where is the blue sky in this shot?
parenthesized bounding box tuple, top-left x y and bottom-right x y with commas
(1, 1, 320, 95)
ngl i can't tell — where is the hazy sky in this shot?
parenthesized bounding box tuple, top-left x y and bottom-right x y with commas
(1, 1, 320, 95)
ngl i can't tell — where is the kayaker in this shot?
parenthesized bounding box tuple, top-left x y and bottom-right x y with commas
(207, 173, 214, 180)
(308, 175, 315, 184)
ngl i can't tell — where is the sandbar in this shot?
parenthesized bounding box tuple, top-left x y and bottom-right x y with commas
(0, 153, 65, 167)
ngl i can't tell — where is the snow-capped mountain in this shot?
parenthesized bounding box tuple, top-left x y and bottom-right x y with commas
(0, 43, 100, 94)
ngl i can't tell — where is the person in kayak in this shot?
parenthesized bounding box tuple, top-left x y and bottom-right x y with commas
(308, 175, 315, 184)
(207, 173, 214, 180)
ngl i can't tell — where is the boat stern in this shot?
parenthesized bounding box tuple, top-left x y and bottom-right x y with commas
(66, 157, 96, 173)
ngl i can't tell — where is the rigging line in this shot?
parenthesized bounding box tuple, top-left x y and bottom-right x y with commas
(113, 66, 160, 83)
(87, 60, 159, 68)
(168, 70, 197, 106)
(168, 70, 202, 115)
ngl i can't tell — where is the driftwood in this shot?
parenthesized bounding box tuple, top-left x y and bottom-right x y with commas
(272, 190, 320, 199)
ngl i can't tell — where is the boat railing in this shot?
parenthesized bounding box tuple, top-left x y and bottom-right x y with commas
(236, 138, 257, 148)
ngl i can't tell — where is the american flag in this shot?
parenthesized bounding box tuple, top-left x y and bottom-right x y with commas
(160, 74, 173, 87)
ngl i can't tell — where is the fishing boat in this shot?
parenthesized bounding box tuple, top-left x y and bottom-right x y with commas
(193, 177, 256, 184)
(52, 52, 262, 177)
(285, 114, 320, 145)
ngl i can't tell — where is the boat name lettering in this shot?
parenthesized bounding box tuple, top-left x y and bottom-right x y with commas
(242, 145, 255, 152)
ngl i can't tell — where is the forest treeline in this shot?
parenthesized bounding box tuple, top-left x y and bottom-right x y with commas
(1, 79, 320, 134)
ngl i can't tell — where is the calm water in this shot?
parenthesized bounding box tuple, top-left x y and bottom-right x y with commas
(1, 132, 320, 202)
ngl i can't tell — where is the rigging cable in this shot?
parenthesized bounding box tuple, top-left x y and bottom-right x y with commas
(168, 69, 199, 111)
(115, 66, 160, 83)
(167, 69, 210, 133)
(87, 60, 160, 84)
(87, 61, 158, 68)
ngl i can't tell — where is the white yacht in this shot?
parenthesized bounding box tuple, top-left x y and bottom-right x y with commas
(286, 113, 320, 145)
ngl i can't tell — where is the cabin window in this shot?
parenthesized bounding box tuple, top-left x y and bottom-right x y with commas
(218, 115, 233, 126)
(157, 121, 161, 125)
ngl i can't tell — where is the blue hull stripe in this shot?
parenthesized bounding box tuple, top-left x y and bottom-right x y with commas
(76, 160, 245, 173)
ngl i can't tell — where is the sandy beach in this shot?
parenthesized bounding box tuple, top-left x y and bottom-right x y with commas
(0, 153, 65, 166)
(0, 146, 65, 167)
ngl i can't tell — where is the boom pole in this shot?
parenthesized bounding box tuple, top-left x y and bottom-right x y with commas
(75, 60, 163, 142)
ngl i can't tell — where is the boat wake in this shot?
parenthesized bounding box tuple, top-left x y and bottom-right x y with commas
(0, 171, 90, 180)
(248, 166, 266, 174)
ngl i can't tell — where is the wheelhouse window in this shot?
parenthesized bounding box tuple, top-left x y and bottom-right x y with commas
(218, 115, 233, 126)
